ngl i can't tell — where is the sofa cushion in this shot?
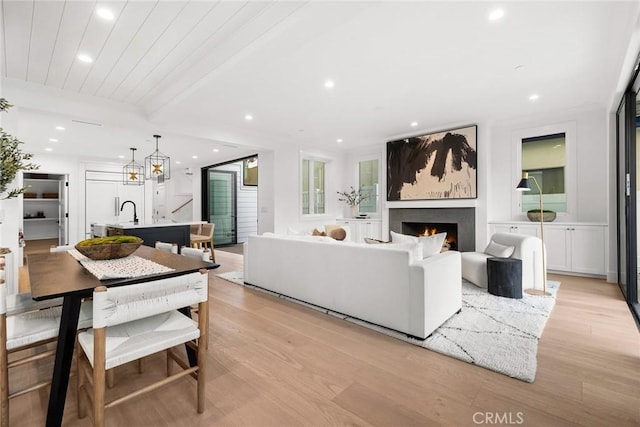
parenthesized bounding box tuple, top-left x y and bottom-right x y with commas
(368, 241, 423, 263)
(484, 240, 515, 258)
(419, 232, 447, 257)
(391, 231, 446, 258)
(390, 231, 418, 244)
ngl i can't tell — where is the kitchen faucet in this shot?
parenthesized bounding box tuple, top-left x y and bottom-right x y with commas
(120, 200, 138, 224)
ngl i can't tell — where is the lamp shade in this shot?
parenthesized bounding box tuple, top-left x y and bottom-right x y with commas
(123, 148, 144, 185)
(145, 135, 170, 181)
(516, 172, 531, 191)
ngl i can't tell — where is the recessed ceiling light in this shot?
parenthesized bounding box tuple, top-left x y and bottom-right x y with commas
(55, 126, 65, 131)
(192, 155, 198, 159)
(175, 160, 181, 164)
(96, 7, 115, 20)
(410, 122, 418, 127)
(213, 148, 219, 153)
(336, 138, 343, 143)
(529, 94, 540, 101)
(44, 147, 53, 152)
(117, 155, 125, 159)
(244, 114, 253, 121)
(77, 54, 93, 63)
(324, 80, 335, 88)
(488, 8, 505, 21)
(49, 138, 58, 142)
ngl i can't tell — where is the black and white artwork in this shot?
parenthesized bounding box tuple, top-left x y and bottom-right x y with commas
(387, 125, 477, 201)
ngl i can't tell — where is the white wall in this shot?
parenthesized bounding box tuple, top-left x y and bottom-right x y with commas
(269, 146, 346, 234)
(340, 122, 490, 248)
(488, 107, 608, 224)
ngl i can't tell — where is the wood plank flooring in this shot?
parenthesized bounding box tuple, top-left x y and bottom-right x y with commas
(8, 250, 640, 426)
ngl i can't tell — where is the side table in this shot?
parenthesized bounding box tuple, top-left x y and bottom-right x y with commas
(487, 257, 522, 299)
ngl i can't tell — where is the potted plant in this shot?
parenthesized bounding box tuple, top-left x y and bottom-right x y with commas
(0, 98, 38, 199)
(337, 186, 368, 218)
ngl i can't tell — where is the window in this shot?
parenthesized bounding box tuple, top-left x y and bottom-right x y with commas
(521, 133, 567, 213)
(358, 159, 379, 214)
(301, 158, 325, 215)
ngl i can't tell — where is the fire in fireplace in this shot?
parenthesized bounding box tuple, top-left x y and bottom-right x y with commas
(402, 222, 458, 251)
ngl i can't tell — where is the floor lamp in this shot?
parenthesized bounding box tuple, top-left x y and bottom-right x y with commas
(516, 172, 550, 296)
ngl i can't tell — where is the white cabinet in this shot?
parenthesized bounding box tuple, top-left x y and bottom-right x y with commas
(22, 175, 67, 242)
(336, 219, 382, 243)
(490, 221, 606, 276)
(85, 171, 145, 238)
(490, 222, 539, 237)
(545, 225, 606, 275)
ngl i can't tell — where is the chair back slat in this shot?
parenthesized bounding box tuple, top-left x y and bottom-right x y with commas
(200, 223, 214, 238)
(92, 270, 207, 328)
(0, 280, 6, 316)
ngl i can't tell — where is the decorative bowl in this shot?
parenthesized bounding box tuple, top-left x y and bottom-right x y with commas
(75, 236, 143, 260)
(526, 210, 557, 222)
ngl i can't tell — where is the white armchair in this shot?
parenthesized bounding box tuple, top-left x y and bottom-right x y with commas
(461, 233, 546, 291)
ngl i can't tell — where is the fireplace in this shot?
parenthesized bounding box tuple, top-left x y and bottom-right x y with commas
(402, 222, 459, 251)
(389, 208, 475, 252)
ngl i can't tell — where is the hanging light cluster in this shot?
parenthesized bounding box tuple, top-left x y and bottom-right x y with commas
(145, 134, 171, 182)
(122, 147, 144, 185)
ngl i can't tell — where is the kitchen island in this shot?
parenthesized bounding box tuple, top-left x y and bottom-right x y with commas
(102, 221, 205, 250)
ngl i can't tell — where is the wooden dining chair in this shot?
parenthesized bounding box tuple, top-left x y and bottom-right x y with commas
(76, 270, 209, 427)
(0, 276, 92, 426)
(190, 223, 215, 262)
(180, 247, 211, 262)
(155, 241, 178, 254)
(50, 244, 76, 252)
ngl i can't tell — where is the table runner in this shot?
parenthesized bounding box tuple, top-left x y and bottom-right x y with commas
(68, 249, 175, 280)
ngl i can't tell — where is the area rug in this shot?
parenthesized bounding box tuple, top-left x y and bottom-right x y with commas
(216, 271, 559, 382)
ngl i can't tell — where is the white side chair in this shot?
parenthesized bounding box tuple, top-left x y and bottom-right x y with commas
(76, 270, 209, 427)
(180, 246, 211, 262)
(461, 233, 545, 290)
(155, 241, 178, 254)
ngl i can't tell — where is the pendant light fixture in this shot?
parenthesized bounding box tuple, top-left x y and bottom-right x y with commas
(145, 134, 170, 182)
(123, 147, 144, 185)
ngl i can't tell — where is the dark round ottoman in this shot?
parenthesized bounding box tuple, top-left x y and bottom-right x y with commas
(487, 257, 523, 299)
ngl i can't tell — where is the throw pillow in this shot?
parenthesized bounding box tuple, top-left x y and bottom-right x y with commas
(312, 228, 326, 237)
(419, 232, 447, 257)
(390, 231, 418, 244)
(484, 240, 515, 258)
(364, 238, 390, 244)
(327, 227, 347, 241)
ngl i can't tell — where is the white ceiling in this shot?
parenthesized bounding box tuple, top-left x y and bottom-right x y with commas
(0, 0, 637, 166)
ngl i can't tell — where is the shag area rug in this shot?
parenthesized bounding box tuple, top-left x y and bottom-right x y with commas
(217, 271, 559, 382)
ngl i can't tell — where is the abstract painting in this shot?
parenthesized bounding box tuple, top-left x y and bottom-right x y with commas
(387, 125, 477, 200)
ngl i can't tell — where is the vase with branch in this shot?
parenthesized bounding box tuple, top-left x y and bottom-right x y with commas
(337, 186, 368, 218)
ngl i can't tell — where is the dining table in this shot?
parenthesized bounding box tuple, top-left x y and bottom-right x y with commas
(27, 245, 219, 427)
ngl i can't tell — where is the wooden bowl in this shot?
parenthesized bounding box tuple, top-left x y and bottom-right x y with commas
(74, 241, 142, 260)
(526, 210, 556, 222)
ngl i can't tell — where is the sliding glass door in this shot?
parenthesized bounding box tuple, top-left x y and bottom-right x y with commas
(205, 170, 237, 246)
(617, 69, 640, 320)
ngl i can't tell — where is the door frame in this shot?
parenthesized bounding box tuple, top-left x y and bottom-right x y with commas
(201, 154, 258, 247)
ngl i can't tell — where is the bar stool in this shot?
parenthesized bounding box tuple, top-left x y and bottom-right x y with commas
(190, 223, 215, 262)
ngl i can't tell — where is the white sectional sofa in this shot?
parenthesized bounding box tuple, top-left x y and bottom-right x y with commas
(243, 234, 462, 339)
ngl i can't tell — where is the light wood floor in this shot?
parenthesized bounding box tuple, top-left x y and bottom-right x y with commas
(9, 251, 640, 426)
